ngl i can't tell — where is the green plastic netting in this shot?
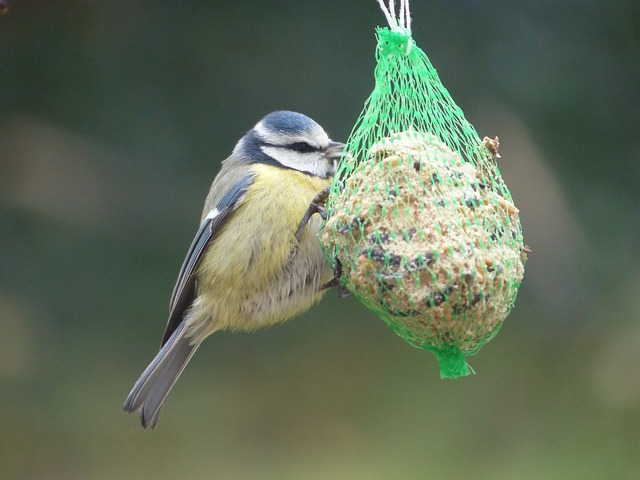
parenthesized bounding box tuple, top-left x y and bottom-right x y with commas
(321, 3, 526, 378)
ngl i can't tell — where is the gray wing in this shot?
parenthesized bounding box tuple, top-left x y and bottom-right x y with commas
(123, 172, 256, 428)
(161, 172, 255, 346)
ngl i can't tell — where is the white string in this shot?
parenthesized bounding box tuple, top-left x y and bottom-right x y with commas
(389, 0, 397, 26)
(377, 0, 412, 33)
(404, 0, 412, 32)
(376, 0, 395, 28)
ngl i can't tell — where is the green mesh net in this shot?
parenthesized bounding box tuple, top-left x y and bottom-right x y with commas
(321, 13, 526, 379)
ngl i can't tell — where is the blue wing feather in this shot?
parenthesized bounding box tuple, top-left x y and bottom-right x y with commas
(161, 173, 255, 346)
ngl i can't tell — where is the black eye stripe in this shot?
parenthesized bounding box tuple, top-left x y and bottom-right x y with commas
(259, 140, 322, 154)
(289, 142, 320, 153)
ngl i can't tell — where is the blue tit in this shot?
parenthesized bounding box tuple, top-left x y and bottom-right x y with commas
(124, 111, 344, 428)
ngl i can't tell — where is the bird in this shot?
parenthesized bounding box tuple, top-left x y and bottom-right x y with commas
(123, 111, 345, 428)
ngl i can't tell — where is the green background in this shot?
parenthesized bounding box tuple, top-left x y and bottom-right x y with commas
(1, 1, 638, 479)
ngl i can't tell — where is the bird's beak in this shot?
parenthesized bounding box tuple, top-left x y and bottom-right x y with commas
(323, 141, 346, 161)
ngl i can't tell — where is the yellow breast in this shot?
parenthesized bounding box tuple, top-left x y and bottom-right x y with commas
(191, 163, 333, 336)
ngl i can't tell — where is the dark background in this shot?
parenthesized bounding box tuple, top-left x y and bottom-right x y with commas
(1, 1, 639, 478)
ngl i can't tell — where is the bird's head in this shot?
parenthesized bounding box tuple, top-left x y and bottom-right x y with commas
(233, 111, 344, 179)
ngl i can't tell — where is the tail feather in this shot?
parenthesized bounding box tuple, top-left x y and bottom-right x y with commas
(123, 322, 199, 429)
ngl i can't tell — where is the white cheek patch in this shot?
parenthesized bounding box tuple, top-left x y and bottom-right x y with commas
(261, 146, 330, 177)
(330, 159, 338, 175)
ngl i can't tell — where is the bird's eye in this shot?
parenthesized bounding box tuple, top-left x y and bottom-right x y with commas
(290, 142, 316, 153)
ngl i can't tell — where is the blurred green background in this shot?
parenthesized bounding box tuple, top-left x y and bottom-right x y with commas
(1, 1, 639, 479)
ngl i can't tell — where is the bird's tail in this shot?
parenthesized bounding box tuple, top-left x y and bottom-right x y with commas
(123, 322, 199, 429)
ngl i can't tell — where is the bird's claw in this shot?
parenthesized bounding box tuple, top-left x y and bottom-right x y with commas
(295, 187, 331, 240)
